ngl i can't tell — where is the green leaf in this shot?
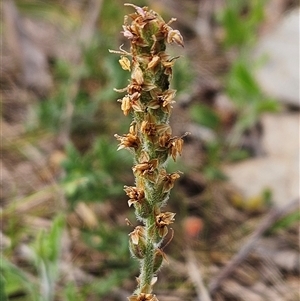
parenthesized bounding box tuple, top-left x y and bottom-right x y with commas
(217, 0, 266, 48)
(1, 259, 38, 300)
(0, 272, 8, 301)
(227, 59, 261, 102)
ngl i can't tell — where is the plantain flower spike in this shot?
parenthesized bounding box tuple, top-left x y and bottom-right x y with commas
(111, 4, 188, 299)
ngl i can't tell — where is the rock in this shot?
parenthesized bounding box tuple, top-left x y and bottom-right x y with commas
(223, 113, 299, 209)
(253, 9, 300, 107)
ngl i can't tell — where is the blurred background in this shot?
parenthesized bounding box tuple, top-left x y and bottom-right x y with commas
(1, 0, 299, 300)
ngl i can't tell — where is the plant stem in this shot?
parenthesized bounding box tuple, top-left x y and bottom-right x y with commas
(139, 218, 155, 292)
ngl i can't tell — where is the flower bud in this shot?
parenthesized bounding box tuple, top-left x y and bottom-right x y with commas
(135, 201, 152, 219)
(129, 237, 146, 259)
(129, 226, 147, 259)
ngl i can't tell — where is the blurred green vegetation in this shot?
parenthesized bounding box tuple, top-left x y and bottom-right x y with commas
(62, 138, 130, 205)
(217, 0, 266, 49)
(2, 215, 65, 301)
(220, 0, 278, 143)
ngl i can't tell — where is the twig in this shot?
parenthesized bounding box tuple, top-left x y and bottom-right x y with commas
(186, 247, 212, 301)
(209, 197, 299, 294)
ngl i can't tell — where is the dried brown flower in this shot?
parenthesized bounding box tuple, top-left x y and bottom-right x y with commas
(124, 186, 145, 207)
(131, 65, 144, 85)
(155, 212, 175, 237)
(117, 92, 143, 116)
(159, 170, 181, 193)
(115, 123, 140, 150)
(129, 225, 146, 245)
(133, 158, 158, 182)
(140, 115, 159, 142)
(148, 89, 176, 113)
